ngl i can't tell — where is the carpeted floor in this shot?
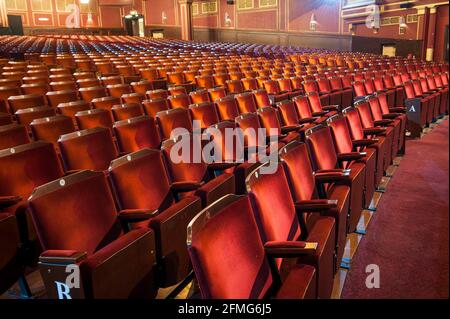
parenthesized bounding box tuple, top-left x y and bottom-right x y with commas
(341, 120, 449, 299)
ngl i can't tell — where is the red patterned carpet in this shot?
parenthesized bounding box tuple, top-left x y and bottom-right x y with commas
(342, 120, 449, 299)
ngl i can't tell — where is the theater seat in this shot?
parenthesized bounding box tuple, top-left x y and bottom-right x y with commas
(156, 108, 193, 140)
(58, 127, 118, 172)
(111, 103, 144, 121)
(187, 194, 317, 299)
(215, 96, 240, 121)
(75, 108, 114, 133)
(0, 124, 30, 150)
(0, 141, 64, 267)
(247, 163, 335, 299)
(305, 125, 365, 233)
(279, 141, 350, 270)
(355, 100, 395, 170)
(108, 149, 202, 288)
(142, 98, 170, 118)
(46, 90, 79, 108)
(113, 116, 161, 153)
(161, 134, 235, 207)
(327, 114, 377, 209)
(28, 170, 158, 299)
(30, 115, 76, 148)
(8, 94, 47, 113)
(307, 92, 339, 117)
(189, 102, 220, 129)
(235, 92, 258, 114)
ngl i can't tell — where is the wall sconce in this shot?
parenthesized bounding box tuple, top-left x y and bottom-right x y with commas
(86, 12, 94, 26)
(399, 16, 407, 35)
(224, 12, 231, 27)
(162, 11, 167, 24)
(310, 14, 317, 31)
(369, 20, 379, 34)
(80, 0, 90, 4)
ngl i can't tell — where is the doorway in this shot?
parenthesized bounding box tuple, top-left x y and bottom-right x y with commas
(382, 44, 397, 57)
(7, 15, 23, 35)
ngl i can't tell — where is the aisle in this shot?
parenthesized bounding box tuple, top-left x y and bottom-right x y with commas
(341, 120, 449, 299)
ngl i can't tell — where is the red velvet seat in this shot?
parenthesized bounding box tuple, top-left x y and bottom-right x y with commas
(327, 114, 378, 209)
(167, 72, 195, 92)
(263, 80, 290, 103)
(111, 103, 144, 121)
(279, 141, 350, 270)
(373, 76, 396, 108)
(354, 100, 394, 170)
(330, 76, 353, 108)
(155, 108, 193, 140)
(257, 106, 302, 144)
(131, 80, 154, 95)
(189, 102, 220, 129)
(168, 86, 187, 96)
(142, 98, 170, 118)
(419, 77, 442, 122)
(307, 92, 339, 116)
(15, 106, 56, 132)
(121, 92, 145, 104)
(377, 92, 407, 155)
(241, 78, 259, 91)
(277, 100, 317, 131)
(57, 100, 91, 121)
(277, 78, 302, 99)
(0, 123, 30, 150)
(226, 80, 245, 94)
(75, 108, 114, 133)
(303, 80, 330, 106)
(215, 96, 240, 121)
(168, 94, 191, 109)
(208, 87, 227, 102)
(91, 96, 121, 111)
(108, 149, 201, 287)
(189, 89, 211, 104)
(45, 90, 78, 108)
(161, 134, 235, 207)
(30, 115, 75, 148)
(146, 89, 169, 100)
(187, 194, 317, 299)
(79, 86, 107, 102)
(113, 116, 161, 153)
(21, 83, 49, 95)
(383, 75, 405, 108)
(0, 141, 64, 267)
(235, 92, 258, 113)
(207, 121, 262, 194)
(246, 163, 335, 298)
(305, 125, 365, 233)
(8, 94, 47, 113)
(58, 127, 118, 172)
(195, 75, 215, 90)
(28, 170, 158, 299)
(343, 106, 388, 183)
(77, 78, 101, 88)
(293, 95, 328, 125)
(317, 78, 342, 107)
(367, 96, 401, 157)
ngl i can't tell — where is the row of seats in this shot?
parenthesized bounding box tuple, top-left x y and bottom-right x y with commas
(0, 36, 448, 299)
